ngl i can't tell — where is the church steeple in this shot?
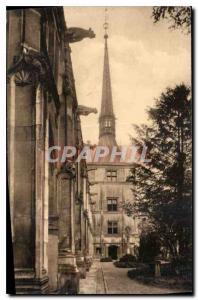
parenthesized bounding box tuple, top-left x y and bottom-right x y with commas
(99, 16, 117, 147)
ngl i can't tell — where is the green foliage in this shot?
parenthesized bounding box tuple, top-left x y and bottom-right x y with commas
(138, 232, 161, 263)
(124, 84, 192, 262)
(152, 6, 191, 34)
(114, 261, 146, 269)
(119, 254, 137, 263)
(114, 254, 137, 268)
(128, 265, 153, 278)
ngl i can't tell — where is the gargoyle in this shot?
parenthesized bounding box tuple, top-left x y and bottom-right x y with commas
(65, 27, 95, 43)
(77, 105, 97, 116)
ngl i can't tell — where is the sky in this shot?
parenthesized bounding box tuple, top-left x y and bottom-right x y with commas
(64, 7, 191, 145)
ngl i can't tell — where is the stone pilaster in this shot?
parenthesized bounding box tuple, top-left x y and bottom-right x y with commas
(75, 161, 81, 253)
(75, 162, 86, 278)
(57, 172, 79, 294)
(81, 176, 87, 255)
(34, 84, 49, 292)
(48, 214, 59, 293)
(7, 76, 15, 239)
(47, 133, 59, 293)
(8, 75, 48, 294)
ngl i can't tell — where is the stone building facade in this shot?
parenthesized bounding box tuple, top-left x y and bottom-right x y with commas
(7, 7, 95, 294)
(88, 27, 140, 260)
(88, 164, 140, 259)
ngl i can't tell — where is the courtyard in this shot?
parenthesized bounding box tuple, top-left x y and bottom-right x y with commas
(80, 260, 191, 295)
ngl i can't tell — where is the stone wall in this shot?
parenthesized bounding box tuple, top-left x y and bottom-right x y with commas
(7, 7, 94, 294)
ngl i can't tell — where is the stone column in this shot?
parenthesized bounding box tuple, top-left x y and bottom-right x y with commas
(81, 175, 87, 255)
(85, 192, 89, 254)
(34, 84, 49, 291)
(43, 116, 49, 278)
(81, 176, 89, 271)
(89, 229, 94, 257)
(47, 133, 59, 292)
(7, 76, 15, 238)
(48, 211, 59, 293)
(101, 213, 105, 256)
(8, 72, 48, 294)
(75, 162, 86, 278)
(75, 161, 82, 252)
(57, 172, 79, 294)
(70, 179, 76, 253)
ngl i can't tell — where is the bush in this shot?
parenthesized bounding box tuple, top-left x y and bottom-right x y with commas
(113, 254, 137, 268)
(119, 254, 137, 263)
(114, 261, 139, 268)
(160, 263, 176, 276)
(100, 257, 112, 262)
(128, 265, 153, 279)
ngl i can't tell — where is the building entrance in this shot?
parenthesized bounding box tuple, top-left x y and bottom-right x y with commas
(108, 245, 118, 260)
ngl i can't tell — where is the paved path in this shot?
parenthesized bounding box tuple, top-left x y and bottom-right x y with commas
(80, 260, 190, 295)
(102, 262, 190, 295)
(79, 260, 106, 294)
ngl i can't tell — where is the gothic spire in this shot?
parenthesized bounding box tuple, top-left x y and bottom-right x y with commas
(99, 15, 117, 147)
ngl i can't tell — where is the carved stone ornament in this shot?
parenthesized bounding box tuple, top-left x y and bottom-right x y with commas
(65, 27, 96, 43)
(14, 69, 35, 86)
(60, 161, 76, 178)
(63, 72, 74, 96)
(7, 43, 50, 86)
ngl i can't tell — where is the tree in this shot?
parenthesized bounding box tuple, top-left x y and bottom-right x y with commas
(124, 84, 192, 263)
(152, 6, 191, 34)
(139, 231, 161, 263)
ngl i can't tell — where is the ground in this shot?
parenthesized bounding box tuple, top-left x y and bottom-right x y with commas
(79, 260, 191, 295)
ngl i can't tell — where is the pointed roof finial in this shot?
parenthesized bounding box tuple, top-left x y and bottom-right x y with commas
(99, 7, 117, 147)
(103, 8, 109, 39)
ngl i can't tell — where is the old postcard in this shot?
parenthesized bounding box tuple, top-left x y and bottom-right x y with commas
(6, 6, 192, 295)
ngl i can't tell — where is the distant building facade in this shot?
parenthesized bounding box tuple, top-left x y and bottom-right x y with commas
(7, 7, 95, 294)
(88, 29, 140, 260)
